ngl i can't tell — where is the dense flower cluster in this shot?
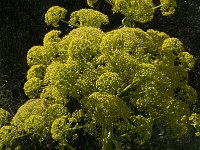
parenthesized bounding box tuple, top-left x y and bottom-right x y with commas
(69, 9, 109, 28)
(0, 108, 11, 128)
(45, 6, 67, 27)
(0, 5, 198, 150)
(87, 0, 177, 23)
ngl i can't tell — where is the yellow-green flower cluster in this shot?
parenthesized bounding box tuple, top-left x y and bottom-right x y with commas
(96, 72, 124, 94)
(81, 92, 131, 129)
(190, 113, 200, 136)
(51, 115, 80, 143)
(178, 52, 195, 71)
(24, 77, 43, 99)
(114, 0, 155, 23)
(24, 25, 197, 147)
(44, 104, 68, 125)
(27, 46, 44, 66)
(27, 64, 46, 80)
(160, 0, 177, 16)
(75, 63, 100, 97)
(45, 6, 67, 27)
(100, 27, 154, 56)
(161, 38, 184, 55)
(0, 108, 11, 128)
(11, 99, 50, 127)
(147, 29, 170, 51)
(27, 30, 62, 67)
(24, 115, 47, 141)
(69, 9, 109, 28)
(86, 0, 177, 23)
(59, 26, 104, 62)
(0, 126, 18, 149)
(43, 30, 61, 46)
(176, 85, 197, 106)
(51, 115, 69, 142)
(40, 85, 69, 105)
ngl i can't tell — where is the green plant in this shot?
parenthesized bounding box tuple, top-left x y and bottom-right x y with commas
(0, 2, 199, 149)
(87, 0, 177, 25)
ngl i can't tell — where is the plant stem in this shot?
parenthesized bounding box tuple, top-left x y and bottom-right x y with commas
(117, 78, 140, 97)
(60, 19, 80, 28)
(65, 142, 75, 150)
(153, 4, 164, 10)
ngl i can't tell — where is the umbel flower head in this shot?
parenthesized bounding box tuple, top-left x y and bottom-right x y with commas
(69, 9, 109, 28)
(11, 99, 51, 127)
(45, 6, 67, 27)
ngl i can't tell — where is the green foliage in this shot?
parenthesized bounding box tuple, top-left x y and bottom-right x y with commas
(130, 115, 153, 145)
(0, 108, 11, 128)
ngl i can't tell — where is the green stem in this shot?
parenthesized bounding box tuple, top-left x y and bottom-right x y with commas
(112, 140, 121, 150)
(102, 126, 114, 150)
(117, 78, 140, 97)
(60, 19, 80, 28)
(65, 142, 75, 150)
(153, 4, 164, 10)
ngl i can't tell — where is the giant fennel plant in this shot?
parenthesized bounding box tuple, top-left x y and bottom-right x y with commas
(0, 2, 199, 150)
(87, 0, 177, 26)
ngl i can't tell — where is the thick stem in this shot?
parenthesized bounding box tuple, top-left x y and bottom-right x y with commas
(117, 78, 140, 97)
(65, 142, 75, 150)
(102, 126, 114, 150)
